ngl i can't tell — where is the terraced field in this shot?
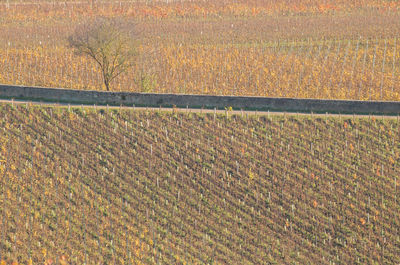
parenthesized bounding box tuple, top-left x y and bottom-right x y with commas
(0, 103, 399, 264)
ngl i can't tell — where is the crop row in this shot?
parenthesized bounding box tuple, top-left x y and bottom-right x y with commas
(1, 0, 399, 22)
(1, 38, 400, 100)
(0, 103, 399, 264)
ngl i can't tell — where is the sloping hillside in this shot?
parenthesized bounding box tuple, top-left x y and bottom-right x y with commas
(0, 103, 399, 264)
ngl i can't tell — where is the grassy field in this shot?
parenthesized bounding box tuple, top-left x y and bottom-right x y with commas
(0, 103, 399, 264)
(1, 0, 400, 99)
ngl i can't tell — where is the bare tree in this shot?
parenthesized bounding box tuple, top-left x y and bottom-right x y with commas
(68, 17, 136, 91)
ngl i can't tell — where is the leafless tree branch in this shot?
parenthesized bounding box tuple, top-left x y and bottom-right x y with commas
(68, 17, 137, 91)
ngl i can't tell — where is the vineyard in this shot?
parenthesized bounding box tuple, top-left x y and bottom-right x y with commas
(0, 103, 399, 264)
(1, 1, 400, 99)
(1, 1, 400, 264)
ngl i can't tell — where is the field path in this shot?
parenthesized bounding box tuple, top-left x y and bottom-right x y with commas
(1, 98, 398, 119)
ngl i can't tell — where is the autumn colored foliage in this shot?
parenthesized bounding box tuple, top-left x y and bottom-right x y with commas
(0, 103, 399, 264)
(1, 2, 400, 263)
(1, 0, 400, 21)
(1, 1, 400, 99)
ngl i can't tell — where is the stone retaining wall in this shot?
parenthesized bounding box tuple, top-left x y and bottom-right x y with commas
(1, 84, 400, 114)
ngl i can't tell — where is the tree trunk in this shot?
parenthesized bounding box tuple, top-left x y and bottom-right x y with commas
(104, 77, 110, 91)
